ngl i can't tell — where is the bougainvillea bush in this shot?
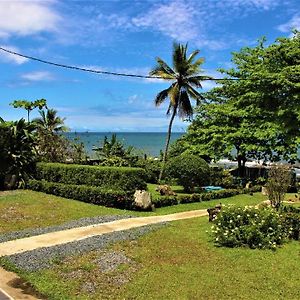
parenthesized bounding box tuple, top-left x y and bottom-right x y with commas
(211, 206, 288, 250)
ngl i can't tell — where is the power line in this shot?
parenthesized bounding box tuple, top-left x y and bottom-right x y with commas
(0, 47, 236, 81)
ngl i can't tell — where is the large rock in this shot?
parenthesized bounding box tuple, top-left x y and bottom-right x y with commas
(133, 190, 152, 210)
(155, 185, 176, 196)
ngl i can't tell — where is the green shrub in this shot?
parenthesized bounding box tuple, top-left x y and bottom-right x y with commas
(151, 195, 178, 208)
(165, 153, 210, 192)
(135, 159, 162, 184)
(280, 206, 300, 240)
(27, 179, 134, 209)
(34, 162, 147, 191)
(211, 206, 286, 249)
(210, 167, 235, 188)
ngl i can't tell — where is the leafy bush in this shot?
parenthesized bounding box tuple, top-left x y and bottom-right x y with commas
(165, 153, 210, 192)
(0, 119, 36, 189)
(151, 195, 178, 208)
(94, 134, 138, 167)
(266, 165, 292, 209)
(135, 159, 162, 184)
(210, 167, 235, 188)
(280, 206, 300, 240)
(211, 206, 286, 249)
(34, 162, 147, 192)
(28, 179, 134, 209)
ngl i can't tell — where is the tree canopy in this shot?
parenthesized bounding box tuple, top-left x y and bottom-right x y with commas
(175, 32, 300, 169)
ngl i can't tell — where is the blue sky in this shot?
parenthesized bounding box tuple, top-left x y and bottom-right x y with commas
(0, 0, 299, 132)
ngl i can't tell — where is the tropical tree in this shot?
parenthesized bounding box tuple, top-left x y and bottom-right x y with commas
(149, 43, 209, 181)
(10, 99, 47, 122)
(175, 32, 300, 177)
(33, 108, 70, 162)
(33, 108, 68, 133)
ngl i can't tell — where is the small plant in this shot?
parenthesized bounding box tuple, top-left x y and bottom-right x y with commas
(266, 165, 291, 209)
(211, 206, 286, 250)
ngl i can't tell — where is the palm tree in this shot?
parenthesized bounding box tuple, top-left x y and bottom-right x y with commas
(33, 108, 68, 133)
(150, 43, 209, 181)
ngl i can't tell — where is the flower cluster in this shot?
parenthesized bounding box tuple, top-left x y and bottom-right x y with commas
(211, 206, 287, 250)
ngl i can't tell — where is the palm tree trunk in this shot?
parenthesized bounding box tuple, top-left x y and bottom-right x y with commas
(158, 106, 177, 182)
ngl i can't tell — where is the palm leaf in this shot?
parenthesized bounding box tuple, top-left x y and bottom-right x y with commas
(154, 88, 171, 106)
(178, 90, 193, 118)
(186, 84, 205, 104)
(187, 49, 200, 64)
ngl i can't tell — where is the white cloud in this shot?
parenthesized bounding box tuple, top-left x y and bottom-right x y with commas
(21, 71, 54, 82)
(132, 1, 198, 42)
(0, 0, 60, 37)
(278, 14, 300, 32)
(0, 45, 28, 64)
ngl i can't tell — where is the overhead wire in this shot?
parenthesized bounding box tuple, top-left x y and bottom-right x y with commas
(0, 47, 239, 81)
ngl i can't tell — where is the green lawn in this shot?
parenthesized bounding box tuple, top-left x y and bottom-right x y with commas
(4, 216, 299, 300)
(0, 190, 267, 234)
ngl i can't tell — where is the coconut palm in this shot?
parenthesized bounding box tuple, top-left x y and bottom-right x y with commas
(150, 43, 209, 181)
(33, 108, 68, 133)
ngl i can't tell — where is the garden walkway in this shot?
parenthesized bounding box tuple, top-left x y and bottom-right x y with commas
(0, 209, 208, 299)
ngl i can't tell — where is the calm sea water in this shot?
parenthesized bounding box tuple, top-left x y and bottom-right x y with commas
(65, 132, 184, 157)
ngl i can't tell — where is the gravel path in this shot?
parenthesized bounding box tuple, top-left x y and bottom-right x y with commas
(0, 215, 133, 243)
(3, 223, 166, 272)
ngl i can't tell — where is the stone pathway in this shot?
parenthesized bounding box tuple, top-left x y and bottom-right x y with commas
(0, 209, 208, 299)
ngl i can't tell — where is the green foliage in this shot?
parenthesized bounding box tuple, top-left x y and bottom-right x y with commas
(34, 162, 147, 192)
(135, 159, 162, 184)
(210, 167, 235, 188)
(0, 119, 36, 189)
(211, 206, 286, 249)
(33, 108, 68, 133)
(27, 179, 133, 209)
(36, 132, 74, 163)
(94, 134, 138, 167)
(280, 205, 300, 240)
(266, 165, 292, 209)
(182, 33, 300, 169)
(165, 153, 210, 192)
(10, 99, 47, 122)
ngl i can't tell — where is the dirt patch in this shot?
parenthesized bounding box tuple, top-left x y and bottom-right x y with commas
(8, 278, 45, 299)
(0, 190, 21, 197)
(94, 250, 134, 273)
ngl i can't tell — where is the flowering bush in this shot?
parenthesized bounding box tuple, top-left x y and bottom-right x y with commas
(211, 206, 287, 250)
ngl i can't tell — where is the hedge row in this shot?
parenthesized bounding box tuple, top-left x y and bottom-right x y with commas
(152, 186, 261, 208)
(34, 162, 147, 191)
(28, 179, 134, 209)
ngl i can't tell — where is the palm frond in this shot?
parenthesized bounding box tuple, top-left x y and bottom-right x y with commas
(186, 84, 205, 105)
(187, 49, 200, 64)
(149, 57, 176, 80)
(168, 83, 180, 106)
(154, 88, 171, 106)
(178, 90, 193, 118)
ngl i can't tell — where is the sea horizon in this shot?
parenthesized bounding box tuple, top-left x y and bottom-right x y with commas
(64, 131, 185, 157)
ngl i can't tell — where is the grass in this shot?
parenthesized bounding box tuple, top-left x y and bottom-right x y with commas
(0, 189, 266, 234)
(3, 216, 299, 299)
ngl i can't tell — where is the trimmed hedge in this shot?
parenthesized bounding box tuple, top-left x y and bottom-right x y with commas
(151, 186, 261, 208)
(28, 179, 134, 209)
(34, 162, 147, 191)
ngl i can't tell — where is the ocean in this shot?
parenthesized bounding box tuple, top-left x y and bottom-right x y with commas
(64, 132, 184, 157)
